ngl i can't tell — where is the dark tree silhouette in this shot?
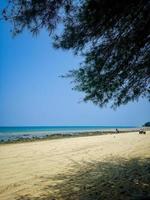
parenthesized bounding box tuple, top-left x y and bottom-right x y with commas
(143, 122, 150, 127)
(2, 0, 150, 107)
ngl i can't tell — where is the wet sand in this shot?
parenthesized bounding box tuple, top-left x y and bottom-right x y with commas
(0, 131, 150, 200)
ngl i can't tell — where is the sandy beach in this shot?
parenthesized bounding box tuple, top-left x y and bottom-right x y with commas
(0, 131, 150, 200)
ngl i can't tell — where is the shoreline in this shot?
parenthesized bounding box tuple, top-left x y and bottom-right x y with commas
(1, 127, 150, 144)
(0, 131, 150, 200)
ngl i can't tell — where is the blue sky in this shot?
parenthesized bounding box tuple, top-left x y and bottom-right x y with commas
(0, 14, 150, 127)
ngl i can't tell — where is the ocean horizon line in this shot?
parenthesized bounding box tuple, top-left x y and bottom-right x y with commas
(0, 125, 138, 128)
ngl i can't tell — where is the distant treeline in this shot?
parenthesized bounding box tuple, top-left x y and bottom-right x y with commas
(143, 122, 150, 127)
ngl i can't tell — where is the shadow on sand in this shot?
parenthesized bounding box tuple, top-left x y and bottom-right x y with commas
(16, 157, 150, 200)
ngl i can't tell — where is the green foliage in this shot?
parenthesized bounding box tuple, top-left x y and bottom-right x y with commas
(143, 122, 150, 127)
(2, 0, 150, 107)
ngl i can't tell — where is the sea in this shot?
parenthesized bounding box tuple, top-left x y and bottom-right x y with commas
(0, 126, 137, 141)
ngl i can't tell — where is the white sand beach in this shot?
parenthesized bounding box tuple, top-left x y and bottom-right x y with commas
(0, 131, 150, 200)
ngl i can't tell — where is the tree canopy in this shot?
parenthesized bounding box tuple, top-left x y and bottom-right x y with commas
(143, 122, 150, 127)
(2, 0, 150, 107)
